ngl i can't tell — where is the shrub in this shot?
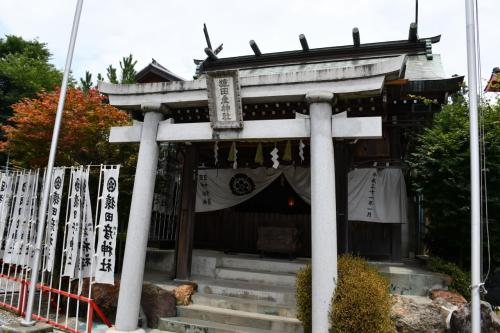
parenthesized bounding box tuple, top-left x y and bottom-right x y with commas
(331, 255, 394, 333)
(295, 255, 395, 333)
(428, 256, 471, 300)
(296, 264, 312, 333)
(408, 98, 500, 270)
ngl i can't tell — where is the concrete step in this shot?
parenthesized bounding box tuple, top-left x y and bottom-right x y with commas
(158, 317, 290, 333)
(195, 276, 296, 305)
(176, 304, 303, 333)
(220, 256, 307, 274)
(215, 267, 297, 287)
(378, 265, 450, 296)
(192, 293, 296, 318)
(148, 329, 177, 333)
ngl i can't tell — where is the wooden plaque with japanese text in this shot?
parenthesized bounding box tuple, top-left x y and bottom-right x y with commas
(207, 70, 243, 130)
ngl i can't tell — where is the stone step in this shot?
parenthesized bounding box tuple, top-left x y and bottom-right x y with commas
(192, 293, 297, 318)
(378, 265, 450, 296)
(176, 304, 303, 333)
(220, 255, 307, 274)
(195, 277, 296, 305)
(215, 267, 297, 287)
(148, 329, 178, 333)
(158, 317, 290, 333)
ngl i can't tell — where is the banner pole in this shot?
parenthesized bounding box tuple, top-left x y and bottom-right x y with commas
(21, 0, 84, 325)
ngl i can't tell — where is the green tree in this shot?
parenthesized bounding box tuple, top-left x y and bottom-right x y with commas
(0, 35, 62, 124)
(88, 55, 138, 86)
(79, 70, 93, 94)
(408, 97, 500, 269)
(106, 65, 118, 84)
(119, 54, 137, 84)
(0, 35, 50, 60)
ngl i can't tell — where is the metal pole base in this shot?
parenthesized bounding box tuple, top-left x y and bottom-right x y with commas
(106, 327, 145, 333)
(19, 320, 36, 327)
(2, 321, 52, 333)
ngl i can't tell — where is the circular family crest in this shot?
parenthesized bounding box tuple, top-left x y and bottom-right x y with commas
(107, 177, 117, 192)
(229, 173, 255, 196)
(54, 176, 62, 190)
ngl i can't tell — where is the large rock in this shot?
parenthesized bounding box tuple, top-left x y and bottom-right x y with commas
(449, 301, 500, 333)
(72, 278, 121, 316)
(88, 281, 121, 313)
(430, 290, 467, 306)
(173, 284, 196, 306)
(140, 283, 176, 328)
(390, 295, 447, 333)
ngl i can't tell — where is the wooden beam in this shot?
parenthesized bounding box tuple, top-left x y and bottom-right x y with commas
(174, 145, 198, 281)
(334, 142, 350, 254)
(385, 79, 409, 86)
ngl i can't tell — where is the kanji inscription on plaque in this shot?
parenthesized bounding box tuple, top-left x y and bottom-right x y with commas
(207, 70, 243, 130)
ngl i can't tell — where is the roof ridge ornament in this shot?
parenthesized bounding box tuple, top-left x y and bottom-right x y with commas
(250, 40, 262, 56)
(195, 23, 224, 77)
(408, 22, 418, 42)
(352, 28, 360, 47)
(299, 34, 309, 51)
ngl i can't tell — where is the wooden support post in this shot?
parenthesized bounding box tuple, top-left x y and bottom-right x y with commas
(175, 144, 198, 281)
(392, 224, 402, 262)
(334, 142, 349, 254)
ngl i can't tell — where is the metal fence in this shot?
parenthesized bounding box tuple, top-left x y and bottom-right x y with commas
(149, 144, 182, 244)
(0, 166, 115, 333)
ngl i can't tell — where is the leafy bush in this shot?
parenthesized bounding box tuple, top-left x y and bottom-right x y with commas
(408, 98, 500, 270)
(428, 256, 471, 300)
(296, 264, 312, 333)
(296, 255, 395, 333)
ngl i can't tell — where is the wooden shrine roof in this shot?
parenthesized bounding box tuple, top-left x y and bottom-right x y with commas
(200, 36, 441, 72)
(135, 59, 184, 83)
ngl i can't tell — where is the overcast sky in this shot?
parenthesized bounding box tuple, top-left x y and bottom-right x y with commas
(0, 0, 498, 87)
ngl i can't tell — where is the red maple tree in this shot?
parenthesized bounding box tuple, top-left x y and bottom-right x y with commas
(1, 88, 133, 168)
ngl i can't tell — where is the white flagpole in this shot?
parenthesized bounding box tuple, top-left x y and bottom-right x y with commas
(464, 0, 481, 332)
(21, 0, 84, 325)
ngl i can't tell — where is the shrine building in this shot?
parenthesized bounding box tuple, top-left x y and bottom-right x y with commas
(99, 26, 463, 333)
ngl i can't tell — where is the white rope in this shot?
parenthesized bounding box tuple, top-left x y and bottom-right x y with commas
(473, 0, 492, 286)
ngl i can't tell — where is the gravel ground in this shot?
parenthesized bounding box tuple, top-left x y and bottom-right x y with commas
(0, 308, 22, 325)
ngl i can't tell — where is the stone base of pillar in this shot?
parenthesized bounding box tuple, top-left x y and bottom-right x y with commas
(1, 322, 53, 333)
(106, 327, 145, 333)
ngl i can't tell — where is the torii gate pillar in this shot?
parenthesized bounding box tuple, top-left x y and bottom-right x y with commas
(114, 109, 164, 333)
(307, 91, 338, 332)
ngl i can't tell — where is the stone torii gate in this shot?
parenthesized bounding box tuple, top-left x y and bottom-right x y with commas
(99, 55, 406, 333)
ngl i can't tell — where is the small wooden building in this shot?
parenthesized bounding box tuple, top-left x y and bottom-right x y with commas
(99, 27, 463, 332)
(132, 33, 462, 263)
